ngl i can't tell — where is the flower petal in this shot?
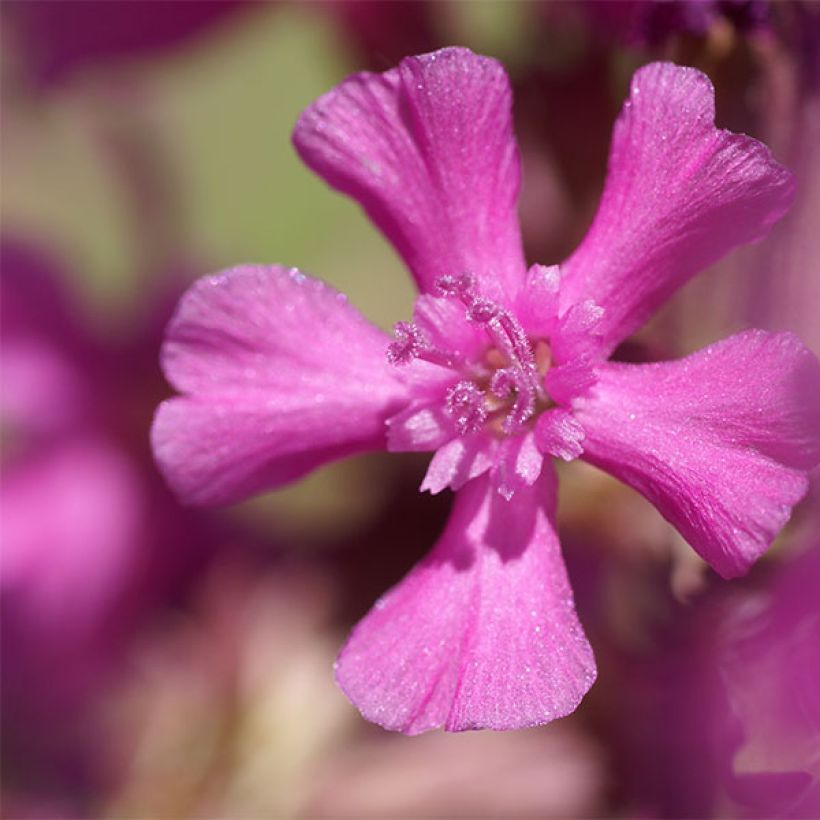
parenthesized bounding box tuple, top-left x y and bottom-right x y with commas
(386, 401, 454, 452)
(412, 294, 487, 363)
(152, 265, 409, 505)
(335, 469, 596, 733)
(535, 409, 585, 462)
(293, 47, 526, 302)
(574, 330, 820, 578)
(491, 431, 544, 500)
(517, 264, 561, 338)
(420, 433, 496, 494)
(560, 62, 795, 357)
(545, 361, 598, 405)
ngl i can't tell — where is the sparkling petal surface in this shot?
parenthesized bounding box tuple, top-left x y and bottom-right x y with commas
(535, 409, 586, 462)
(335, 470, 596, 734)
(293, 47, 526, 302)
(386, 400, 455, 452)
(575, 330, 820, 578)
(420, 433, 497, 494)
(491, 431, 544, 500)
(560, 61, 795, 357)
(151, 265, 409, 505)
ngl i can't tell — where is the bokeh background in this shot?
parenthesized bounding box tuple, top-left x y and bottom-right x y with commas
(1, 2, 818, 818)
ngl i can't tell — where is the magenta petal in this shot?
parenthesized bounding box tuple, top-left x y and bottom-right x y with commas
(551, 299, 605, 364)
(387, 401, 454, 452)
(575, 330, 820, 578)
(545, 361, 598, 405)
(560, 62, 795, 357)
(293, 47, 526, 302)
(336, 470, 596, 733)
(151, 265, 409, 505)
(412, 294, 486, 363)
(517, 264, 561, 339)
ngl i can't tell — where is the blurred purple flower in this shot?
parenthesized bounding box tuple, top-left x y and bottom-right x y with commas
(1, 439, 143, 784)
(327, 0, 443, 71)
(152, 48, 820, 733)
(0, 240, 248, 806)
(715, 540, 820, 817)
(2, 0, 252, 88)
(587, 0, 770, 47)
(588, 527, 820, 818)
(0, 243, 141, 800)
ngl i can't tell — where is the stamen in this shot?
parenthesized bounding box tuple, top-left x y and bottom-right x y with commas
(445, 381, 488, 435)
(436, 275, 535, 373)
(392, 274, 556, 440)
(434, 272, 546, 433)
(490, 368, 536, 434)
(494, 313, 537, 375)
(490, 368, 517, 399)
(505, 386, 537, 434)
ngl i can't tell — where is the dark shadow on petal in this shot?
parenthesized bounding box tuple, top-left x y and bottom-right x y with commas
(484, 465, 556, 562)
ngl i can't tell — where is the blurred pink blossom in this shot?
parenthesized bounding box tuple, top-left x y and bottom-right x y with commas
(1, 0, 253, 89)
(0, 242, 145, 802)
(152, 48, 820, 734)
(327, 0, 443, 71)
(715, 540, 820, 816)
(585, 0, 770, 47)
(0, 240, 254, 807)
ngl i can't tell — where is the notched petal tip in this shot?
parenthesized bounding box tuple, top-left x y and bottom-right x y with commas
(535, 409, 586, 462)
(292, 44, 526, 300)
(560, 60, 797, 357)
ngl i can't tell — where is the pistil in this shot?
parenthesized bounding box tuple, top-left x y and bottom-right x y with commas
(388, 272, 552, 436)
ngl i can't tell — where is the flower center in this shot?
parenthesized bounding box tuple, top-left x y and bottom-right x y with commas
(388, 273, 553, 437)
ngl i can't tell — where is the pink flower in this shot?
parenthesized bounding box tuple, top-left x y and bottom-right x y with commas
(2, 0, 253, 88)
(716, 540, 820, 816)
(152, 48, 820, 733)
